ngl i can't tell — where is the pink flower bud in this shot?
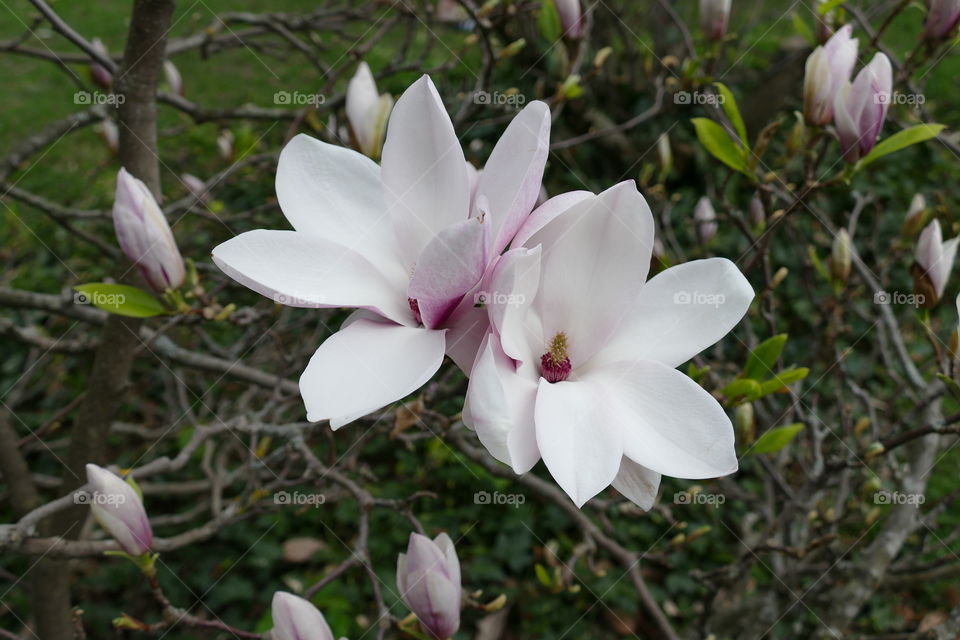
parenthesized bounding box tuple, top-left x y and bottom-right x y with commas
(95, 119, 119, 155)
(803, 25, 858, 125)
(913, 219, 959, 307)
(700, 0, 731, 42)
(346, 62, 393, 160)
(694, 197, 718, 245)
(833, 53, 892, 163)
(85, 464, 152, 556)
(113, 168, 185, 293)
(397, 533, 461, 640)
(163, 60, 183, 96)
(553, 0, 584, 39)
(923, 0, 960, 40)
(271, 592, 334, 640)
(902, 193, 927, 236)
(89, 38, 113, 91)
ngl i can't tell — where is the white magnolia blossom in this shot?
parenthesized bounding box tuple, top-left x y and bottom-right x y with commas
(345, 61, 393, 159)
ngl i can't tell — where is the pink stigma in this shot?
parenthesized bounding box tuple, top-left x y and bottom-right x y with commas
(408, 297, 423, 325)
(541, 332, 571, 383)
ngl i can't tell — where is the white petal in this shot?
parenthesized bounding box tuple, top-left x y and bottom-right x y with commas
(212, 229, 412, 325)
(300, 319, 446, 427)
(466, 335, 540, 473)
(534, 378, 623, 507)
(589, 258, 753, 370)
(512, 190, 593, 249)
(275, 134, 402, 274)
(381, 76, 469, 264)
(346, 61, 380, 153)
(474, 100, 551, 254)
(486, 246, 542, 366)
(610, 458, 661, 510)
(586, 360, 738, 479)
(443, 298, 491, 373)
(528, 181, 655, 365)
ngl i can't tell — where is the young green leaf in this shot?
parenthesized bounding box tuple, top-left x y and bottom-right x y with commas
(691, 118, 751, 176)
(721, 378, 762, 400)
(858, 124, 946, 169)
(74, 283, 167, 318)
(744, 334, 788, 380)
(538, 0, 562, 43)
(751, 423, 804, 454)
(758, 367, 810, 395)
(714, 83, 747, 145)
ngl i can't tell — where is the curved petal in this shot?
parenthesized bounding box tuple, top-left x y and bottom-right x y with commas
(586, 360, 738, 479)
(512, 190, 593, 249)
(212, 229, 412, 325)
(275, 134, 402, 275)
(589, 258, 753, 370)
(474, 101, 552, 254)
(487, 246, 542, 365)
(528, 181, 655, 365)
(535, 378, 623, 507)
(408, 215, 489, 329)
(466, 335, 540, 473)
(443, 298, 491, 373)
(610, 458, 661, 510)
(300, 319, 446, 427)
(381, 76, 469, 265)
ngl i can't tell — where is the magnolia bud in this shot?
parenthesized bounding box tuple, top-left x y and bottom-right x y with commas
(748, 191, 765, 229)
(923, 0, 960, 40)
(271, 592, 334, 640)
(346, 62, 394, 160)
(734, 402, 755, 445)
(657, 132, 673, 175)
(89, 37, 113, 91)
(397, 533, 461, 640)
(163, 60, 183, 96)
(833, 53, 892, 163)
(902, 193, 927, 236)
(553, 0, 584, 39)
(803, 25, 858, 125)
(700, 0, 732, 42)
(694, 197, 718, 245)
(830, 228, 852, 285)
(95, 119, 119, 155)
(912, 219, 959, 308)
(85, 464, 152, 556)
(113, 168, 185, 294)
(181, 174, 208, 203)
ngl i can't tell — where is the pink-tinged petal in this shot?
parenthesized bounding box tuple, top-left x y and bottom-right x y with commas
(408, 216, 489, 328)
(300, 319, 446, 428)
(212, 229, 412, 325)
(534, 378, 623, 507)
(527, 181, 655, 365)
(824, 25, 858, 98)
(610, 458, 661, 510)
(271, 592, 334, 640)
(85, 464, 153, 556)
(939, 238, 960, 298)
(587, 360, 738, 479)
(486, 246, 542, 366)
(465, 161, 481, 202)
(465, 335, 541, 473)
(275, 135, 403, 276)
(833, 83, 862, 163)
(554, 0, 583, 38)
(474, 101, 551, 254)
(443, 298, 491, 373)
(916, 219, 946, 294)
(589, 258, 753, 370)
(381, 76, 469, 264)
(855, 53, 892, 155)
(512, 190, 593, 249)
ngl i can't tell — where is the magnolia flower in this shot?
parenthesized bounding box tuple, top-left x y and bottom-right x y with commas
(902, 193, 927, 236)
(397, 533, 461, 640)
(89, 37, 112, 90)
(85, 464, 152, 556)
(271, 592, 334, 640)
(163, 60, 183, 96)
(346, 62, 394, 160)
(833, 53, 893, 163)
(700, 0, 732, 42)
(464, 181, 754, 507)
(213, 75, 550, 426)
(113, 168, 185, 293)
(923, 0, 960, 40)
(912, 219, 958, 308)
(554, 0, 583, 38)
(803, 25, 858, 125)
(694, 196, 718, 244)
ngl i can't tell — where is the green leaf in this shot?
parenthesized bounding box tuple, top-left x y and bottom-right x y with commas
(859, 124, 946, 168)
(691, 118, 751, 176)
(817, 0, 844, 14)
(74, 283, 167, 318)
(714, 83, 747, 145)
(758, 367, 810, 395)
(744, 334, 788, 380)
(721, 378, 762, 399)
(534, 563, 553, 587)
(751, 423, 804, 454)
(537, 0, 562, 42)
(937, 373, 960, 402)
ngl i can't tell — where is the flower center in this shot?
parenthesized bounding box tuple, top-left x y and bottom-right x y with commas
(408, 297, 423, 325)
(540, 332, 571, 383)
